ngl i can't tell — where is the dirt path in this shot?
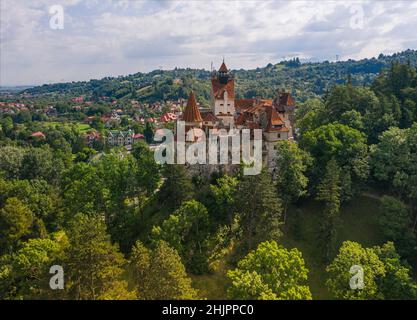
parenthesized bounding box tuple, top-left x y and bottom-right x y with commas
(361, 191, 381, 200)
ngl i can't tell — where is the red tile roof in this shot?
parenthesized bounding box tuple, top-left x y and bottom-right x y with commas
(219, 61, 228, 72)
(265, 106, 287, 132)
(160, 112, 178, 122)
(279, 92, 295, 106)
(84, 116, 96, 123)
(270, 106, 283, 125)
(235, 113, 246, 126)
(201, 112, 217, 122)
(259, 99, 273, 107)
(236, 98, 272, 112)
(235, 99, 256, 109)
(211, 78, 235, 100)
(30, 131, 45, 138)
(246, 105, 264, 114)
(182, 91, 203, 122)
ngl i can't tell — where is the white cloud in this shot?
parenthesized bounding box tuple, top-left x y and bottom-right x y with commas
(1, 0, 417, 85)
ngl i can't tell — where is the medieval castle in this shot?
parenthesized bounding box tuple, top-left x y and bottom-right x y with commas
(177, 61, 296, 173)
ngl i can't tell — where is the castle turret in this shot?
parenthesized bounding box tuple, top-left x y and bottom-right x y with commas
(273, 88, 296, 139)
(182, 91, 203, 129)
(211, 60, 235, 126)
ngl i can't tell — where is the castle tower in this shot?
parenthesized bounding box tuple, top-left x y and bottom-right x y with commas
(182, 90, 203, 130)
(273, 88, 296, 139)
(211, 60, 235, 126)
(263, 106, 290, 170)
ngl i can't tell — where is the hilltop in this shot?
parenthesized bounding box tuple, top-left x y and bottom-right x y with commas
(21, 49, 417, 104)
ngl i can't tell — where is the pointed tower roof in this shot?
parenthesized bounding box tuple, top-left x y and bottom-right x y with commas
(219, 61, 228, 72)
(182, 91, 203, 122)
(266, 106, 288, 132)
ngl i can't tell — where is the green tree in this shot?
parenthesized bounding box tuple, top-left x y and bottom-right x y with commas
(227, 241, 312, 300)
(0, 232, 67, 299)
(379, 196, 416, 257)
(210, 175, 238, 224)
(374, 242, 417, 300)
(372, 61, 417, 128)
(340, 110, 364, 131)
(151, 200, 210, 273)
(0, 116, 13, 137)
(295, 98, 326, 137)
(0, 197, 34, 250)
(144, 121, 154, 143)
(275, 141, 310, 223)
(300, 122, 369, 197)
(0, 146, 24, 179)
(64, 214, 135, 300)
(326, 241, 385, 300)
(0, 177, 62, 232)
(326, 241, 417, 300)
(61, 162, 108, 218)
(363, 94, 400, 143)
(132, 140, 161, 196)
(324, 84, 400, 142)
(371, 124, 417, 230)
(130, 240, 197, 300)
(20, 146, 65, 185)
(94, 151, 143, 247)
(96, 151, 139, 209)
(316, 159, 341, 262)
(236, 170, 282, 251)
(158, 164, 194, 208)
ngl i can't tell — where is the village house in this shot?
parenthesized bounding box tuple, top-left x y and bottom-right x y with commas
(107, 129, 144, 148)
(44, 106, 58, 117)
(102, 111, 121, 128)
(72, 105, 82, 111)
(0, 102, 29, 114)
(0, 107, 14, 115)
(107, 130, 134, 147)
(84, 131, 101, 147)
(84, 116, 96, 124)
(160, 112, 178, 123)
(30, 131, 46, 139)
(72, 96, 84, 103)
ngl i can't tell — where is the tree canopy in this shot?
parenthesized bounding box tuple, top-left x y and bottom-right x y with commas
(227, 241, 312, 300)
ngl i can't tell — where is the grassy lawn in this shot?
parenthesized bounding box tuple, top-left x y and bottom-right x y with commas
(191, 271, 228, 300)
(192, 193, 384, 300)
(35, 121, 91, 133)
(281, 194, 384, 299)
(75, 123, 91, 133)
(134, 196, 173, 243)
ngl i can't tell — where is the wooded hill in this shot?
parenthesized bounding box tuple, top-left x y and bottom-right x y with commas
(22, 49, 417, 104)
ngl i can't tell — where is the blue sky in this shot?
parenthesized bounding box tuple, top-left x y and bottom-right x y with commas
(1, 0, 417, 86)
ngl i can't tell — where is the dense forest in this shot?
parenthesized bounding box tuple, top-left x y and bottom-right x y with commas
(1, 55, 417, 300)
(19, 49, 417, 104)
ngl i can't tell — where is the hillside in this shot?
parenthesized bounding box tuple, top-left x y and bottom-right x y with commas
(22, 49, 417, 104)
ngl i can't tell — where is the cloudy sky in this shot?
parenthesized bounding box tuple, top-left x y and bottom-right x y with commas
(1, 0, 417, 86)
